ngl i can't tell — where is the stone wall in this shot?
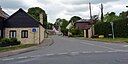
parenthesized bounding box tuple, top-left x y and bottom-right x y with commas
(4, 27, 45, 44)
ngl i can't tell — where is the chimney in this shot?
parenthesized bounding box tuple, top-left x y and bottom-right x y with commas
(39, 13, 43, 24)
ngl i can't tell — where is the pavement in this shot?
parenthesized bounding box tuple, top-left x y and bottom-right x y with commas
(0, 35, 128, 64)
(0, 37, 54, 58)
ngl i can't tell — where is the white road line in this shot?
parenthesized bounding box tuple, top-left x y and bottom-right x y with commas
(58, 52, 68, 55)
(2, 50, 128, 61)
(45, 54, 55, 56)
(70, 52, 79, 55)
(2, 58, 14, 61)
(18, 56, 28, 59)
(80, 42, 123, 51)
(123, 45, 128, 47)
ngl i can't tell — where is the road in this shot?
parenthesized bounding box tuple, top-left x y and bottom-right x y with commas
(1, 35, 128, 64)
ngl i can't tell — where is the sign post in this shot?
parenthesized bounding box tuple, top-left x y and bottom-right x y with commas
(32, 28, 37, 44)
(110, 22, 115, 39)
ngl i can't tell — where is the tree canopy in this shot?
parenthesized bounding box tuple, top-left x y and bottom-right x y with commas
(27, 7, 47, 28)
(69, 16, 81, 23)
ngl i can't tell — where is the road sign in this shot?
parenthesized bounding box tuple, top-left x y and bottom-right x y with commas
(32, 28, 37, 32)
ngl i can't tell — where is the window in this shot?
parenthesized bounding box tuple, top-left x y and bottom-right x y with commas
(9, 30, 16, 38)
(21, 30, 28, 38)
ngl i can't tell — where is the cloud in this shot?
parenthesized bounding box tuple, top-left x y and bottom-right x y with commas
(1, 0, 128, 23)
(0, 0, 28, 9)
(60, 0, 120, 5)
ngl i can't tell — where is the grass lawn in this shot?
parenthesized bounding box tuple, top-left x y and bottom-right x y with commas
(0, 44, 36, 52)
(93, 38, 128, 43)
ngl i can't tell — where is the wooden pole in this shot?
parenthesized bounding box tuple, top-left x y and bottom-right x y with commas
(89, 3, 92, 19)
(101, 3, 104, 22)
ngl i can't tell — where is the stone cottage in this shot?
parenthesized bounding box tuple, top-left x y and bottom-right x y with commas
(0, 8, 45, 44)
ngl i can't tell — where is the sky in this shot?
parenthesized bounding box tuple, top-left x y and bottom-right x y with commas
(0, 0, 128, 23)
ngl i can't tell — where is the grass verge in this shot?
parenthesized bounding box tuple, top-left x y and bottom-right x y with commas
(0, 44, 36, 52)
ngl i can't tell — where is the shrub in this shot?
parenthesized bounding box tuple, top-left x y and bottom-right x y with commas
(94, 18, 128, 38)
(10, 38, 21, 46)
(0, 38, 21, 47)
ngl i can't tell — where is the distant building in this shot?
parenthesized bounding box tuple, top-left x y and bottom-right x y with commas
(0, 7, 46, 44)
(75, 15, 98, 38)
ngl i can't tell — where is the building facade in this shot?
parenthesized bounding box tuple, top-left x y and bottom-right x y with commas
(0, 8, 45, 44)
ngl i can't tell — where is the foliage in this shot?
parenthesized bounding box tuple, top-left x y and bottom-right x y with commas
(47, 22, 53, 29)
(27, 7, 47, 28)
(69, 16, 81, 23)
(68, 16, 83, 37)
(0, 38, 21, 47)
(103, 12, 119, 22)
(69, 26, 84, 37)
(60, 19, 69, 36)
(95, 18, 128, 38)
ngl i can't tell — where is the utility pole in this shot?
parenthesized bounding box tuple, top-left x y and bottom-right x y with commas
(89, 2, 92, 19)
(101, 3, 104, 22)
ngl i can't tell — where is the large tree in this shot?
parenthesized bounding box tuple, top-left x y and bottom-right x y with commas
(103, 12, 119, 22)
(69, 16, 81, 23)
(27, 7, 47, 28)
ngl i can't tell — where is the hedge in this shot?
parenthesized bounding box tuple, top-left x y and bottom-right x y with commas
(94, 18, 128, 38)
(0, 38, 21, 47)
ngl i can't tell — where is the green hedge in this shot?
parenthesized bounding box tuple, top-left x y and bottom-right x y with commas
(94, 18, 128, 38)
(0, 38, 21, 47)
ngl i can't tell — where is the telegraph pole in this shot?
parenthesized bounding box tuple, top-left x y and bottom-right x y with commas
(101, 3, 104, 22)
(89, 2, 92, 19)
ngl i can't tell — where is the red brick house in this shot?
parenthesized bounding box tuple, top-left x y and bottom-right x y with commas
(75, 15, 98, 38)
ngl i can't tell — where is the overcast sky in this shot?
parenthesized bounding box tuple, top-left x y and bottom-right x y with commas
(0, 0, 128, 23)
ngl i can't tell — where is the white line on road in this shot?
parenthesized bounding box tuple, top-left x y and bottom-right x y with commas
(2, 51, 128, 61)
(80, 42, 123, 51)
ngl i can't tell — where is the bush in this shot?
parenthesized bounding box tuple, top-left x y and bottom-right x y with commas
(0, 38, 21, 47)
(94, 18, 128, 38)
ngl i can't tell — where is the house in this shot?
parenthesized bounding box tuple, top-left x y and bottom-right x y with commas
(75, 15, 98, 38)
(0, 7, 45, 44)
(0, 7, 9, 38)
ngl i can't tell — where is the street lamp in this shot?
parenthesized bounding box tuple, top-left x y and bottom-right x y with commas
(110, 22, 115, 39)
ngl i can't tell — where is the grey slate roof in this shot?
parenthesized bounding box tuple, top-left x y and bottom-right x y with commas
(0, 8, 9, 19)
(4, 8, 44, 28)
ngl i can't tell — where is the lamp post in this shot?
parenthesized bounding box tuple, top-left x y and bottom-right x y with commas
(110, 22, 115, 39)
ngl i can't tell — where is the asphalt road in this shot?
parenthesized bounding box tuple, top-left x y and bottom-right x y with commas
(1, 35, 128, 64)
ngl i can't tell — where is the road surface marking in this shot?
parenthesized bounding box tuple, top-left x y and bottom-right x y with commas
(80, 42, 123, 51)
(58, 52, 68, 55)
(123, 45, 128, 47)
(45, 54, 55, 56)
(2, 51, 128, 61)
(1, 58, 14, 61)
(70, 52, 79, 55)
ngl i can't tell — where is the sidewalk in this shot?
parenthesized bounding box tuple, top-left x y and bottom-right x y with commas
(0, 37, 54, 58)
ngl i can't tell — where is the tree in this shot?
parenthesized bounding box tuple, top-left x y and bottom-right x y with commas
(68, 16, 83, 37)
(54, 18, 69, 35)
(104, 12, 119, 22)
(27, 7, 47, 28)
(69, 16, 81, 23)
(119, 11, 128, 19)
(47, 22, 53, 29)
